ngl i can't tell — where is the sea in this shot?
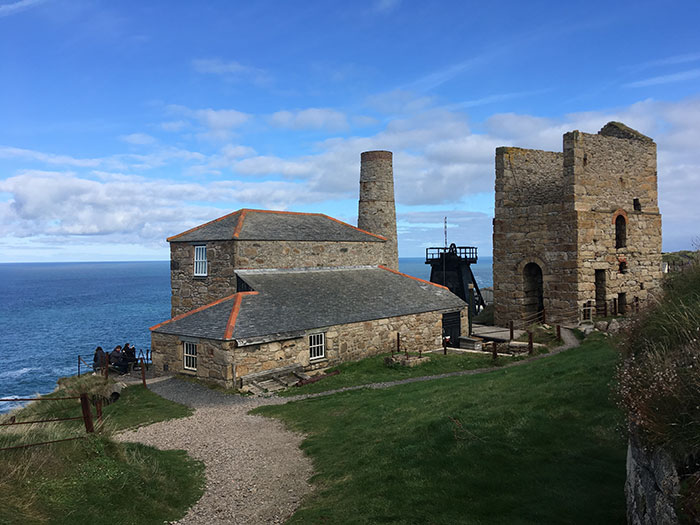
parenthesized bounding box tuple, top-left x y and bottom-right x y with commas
(0, 257, 492, 412)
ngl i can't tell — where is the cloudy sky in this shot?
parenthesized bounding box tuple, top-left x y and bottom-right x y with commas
(1, 0, 699, 262)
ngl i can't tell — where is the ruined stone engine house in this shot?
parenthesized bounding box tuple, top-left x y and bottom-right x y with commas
(493, 122, 662, 326)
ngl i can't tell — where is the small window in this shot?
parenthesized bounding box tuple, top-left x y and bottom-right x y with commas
(615, 215, 627, 249)
(309, 333, 325, 361)
(633, 198, 641, 211)
(183, 341, 197, 371)
(194, 245, 207, 276)
(619, 262, 628, 274)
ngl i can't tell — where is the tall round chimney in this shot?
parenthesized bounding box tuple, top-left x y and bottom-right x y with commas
(358, 150, 399, 270)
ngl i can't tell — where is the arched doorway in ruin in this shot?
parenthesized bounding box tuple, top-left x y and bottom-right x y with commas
(523, 262, 544, 317)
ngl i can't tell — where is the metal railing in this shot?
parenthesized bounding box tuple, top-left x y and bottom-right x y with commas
(0, 393, 97, 452)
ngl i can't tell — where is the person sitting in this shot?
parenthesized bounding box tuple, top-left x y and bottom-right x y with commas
(123, 343, 137, 369)
(109, 345, 129, 375)
(93, 346, 106, 371)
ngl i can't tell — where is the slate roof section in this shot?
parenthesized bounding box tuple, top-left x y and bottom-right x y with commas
(167, 209, 385, 243)
(151, 266, 466, 345)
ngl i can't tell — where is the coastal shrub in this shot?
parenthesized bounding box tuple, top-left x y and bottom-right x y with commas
(616, 259, 700, 515)
(0, 380, 200, 524)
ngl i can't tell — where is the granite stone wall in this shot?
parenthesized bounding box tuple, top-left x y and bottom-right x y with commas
(151, 332, 237, 388)
(235, 309, 456, 380)
(493, 123, 662, 326)
(493, 147, 578, 325)
(358, 150, 399, 270)
(151, 307, 466, 387)
(566, 130, 662, 309)
(169, 238, 387, 316)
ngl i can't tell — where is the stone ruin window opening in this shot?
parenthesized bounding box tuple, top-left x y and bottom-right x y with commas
(595, 269, 606, 315)
(615, 215, 627, 249)
(309, 332, 326, 361)
(619, 261, 628, 274)
(633, 198, 641, 211)
(618, 292, 627, 315)
(522, 262, 544, 318)
(183, 341, 198, 371)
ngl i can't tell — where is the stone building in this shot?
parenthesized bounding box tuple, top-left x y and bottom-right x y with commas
(151, 151, 468, 387)
(493, 122, 662, 326)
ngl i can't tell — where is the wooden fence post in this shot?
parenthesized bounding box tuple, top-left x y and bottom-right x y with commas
(556, 325, 561, 341)
(77, 355, 81, 377)
(528, 332, 533, 356)
(491, 341, 497, 361)
(542, 308, 546, 325)
(80, 393, 94, 433)
(509, 320, 514, 341)
(140, 358, 147, 388)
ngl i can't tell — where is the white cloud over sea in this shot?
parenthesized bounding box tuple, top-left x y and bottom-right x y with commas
(1, 96, 699, 260)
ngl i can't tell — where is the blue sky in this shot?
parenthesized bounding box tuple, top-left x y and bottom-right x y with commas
(1, 0, 699, 262)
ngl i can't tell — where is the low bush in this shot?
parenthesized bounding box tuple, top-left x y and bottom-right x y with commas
(616, 261, 700, 516)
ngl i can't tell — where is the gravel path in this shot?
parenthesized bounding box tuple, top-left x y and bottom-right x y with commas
(117, 327, 582, 524)
(116, 381, 313, 525)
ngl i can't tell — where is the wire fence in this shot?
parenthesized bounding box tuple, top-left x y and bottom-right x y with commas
(0, 393, 97, 452)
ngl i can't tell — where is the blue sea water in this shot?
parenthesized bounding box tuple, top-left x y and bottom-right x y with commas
(0, 257, 492, 412)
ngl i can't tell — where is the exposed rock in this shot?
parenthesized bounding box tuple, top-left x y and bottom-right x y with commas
(626, 436, 679, 525)
(595, 321, 609, 332)
(607, 318, 622, 334)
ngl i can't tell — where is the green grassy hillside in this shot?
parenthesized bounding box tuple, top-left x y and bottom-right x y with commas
(256, 335, 626, 524)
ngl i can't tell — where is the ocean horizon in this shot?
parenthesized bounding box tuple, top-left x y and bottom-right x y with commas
(0, 257, 492, 412)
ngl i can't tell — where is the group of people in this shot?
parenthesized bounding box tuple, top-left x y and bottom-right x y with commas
(93, 343, 138, 375)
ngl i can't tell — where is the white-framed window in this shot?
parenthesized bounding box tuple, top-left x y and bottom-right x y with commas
(183, 341, 197, 371)
(194, 245, 207, 276)
(309, 332, 325, 361)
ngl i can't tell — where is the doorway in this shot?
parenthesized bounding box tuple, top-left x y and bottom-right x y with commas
(595, 269, 606, 315)
(523, 263, 544, 317)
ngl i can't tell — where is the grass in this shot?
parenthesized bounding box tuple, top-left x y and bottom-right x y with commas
(280, 350, 515, 397)
(255, 334, 626, 524)
(0, 376, 202, 525)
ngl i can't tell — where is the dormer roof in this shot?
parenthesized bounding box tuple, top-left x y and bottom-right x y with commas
(167, 209, 386, 243)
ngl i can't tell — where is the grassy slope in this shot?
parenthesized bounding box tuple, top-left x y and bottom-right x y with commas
(256, 335, 625, 524)
(281, 351, 515, 397)
(0, 381, 202, 525)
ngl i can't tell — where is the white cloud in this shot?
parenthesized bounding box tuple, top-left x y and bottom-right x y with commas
(0, 145, 103, 168)
(269, 108, 349, 131)
(166, 105, 251, 140)
(0, 0, 45, 17)
(120, 132, 156, 145)
(161, 120, 188, 132)
(624, 68, 700, 88)
(191, 58, 270, 84)
(373, 0, 401, 13)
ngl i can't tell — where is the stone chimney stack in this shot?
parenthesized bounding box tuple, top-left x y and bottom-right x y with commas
(358, 150, 399, 270)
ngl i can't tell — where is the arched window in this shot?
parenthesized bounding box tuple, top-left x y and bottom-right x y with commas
(615, 215, 627, 249)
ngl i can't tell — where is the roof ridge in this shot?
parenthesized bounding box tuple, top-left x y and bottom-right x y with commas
(378, 265, 450, 291)
(150, 293, 239, 331)
(224, 291, 258, 339)
(236, 265, 377, 274)
(167, 210, 242, 242)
